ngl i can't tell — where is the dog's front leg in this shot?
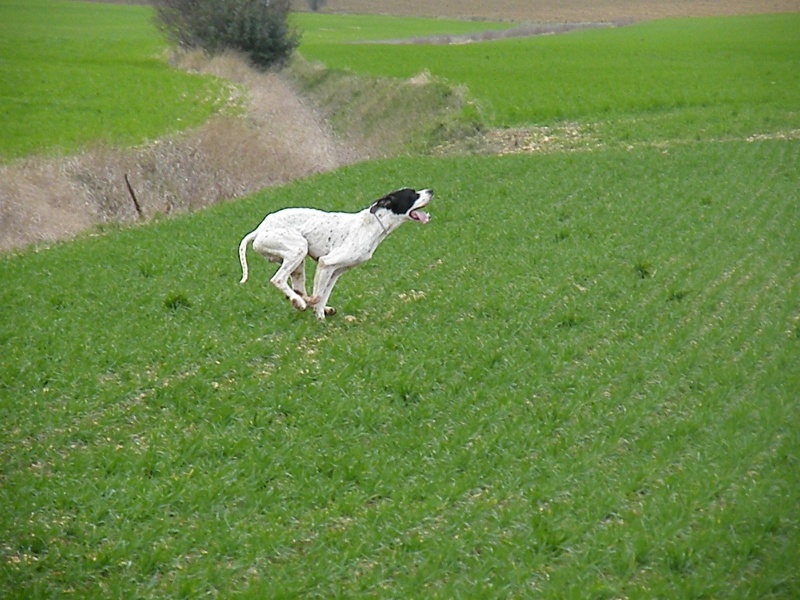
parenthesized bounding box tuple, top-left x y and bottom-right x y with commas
(312, 271, 343, 319)
(310, 260, 347, 319)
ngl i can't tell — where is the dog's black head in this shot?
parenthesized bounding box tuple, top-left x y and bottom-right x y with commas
(370, 188, 433, 223)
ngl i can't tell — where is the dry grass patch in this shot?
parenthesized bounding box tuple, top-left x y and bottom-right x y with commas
(0, 160, 95, 251)
(435, 124, 604, 156)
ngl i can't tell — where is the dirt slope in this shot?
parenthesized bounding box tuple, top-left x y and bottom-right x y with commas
(0, 53, 361, 252)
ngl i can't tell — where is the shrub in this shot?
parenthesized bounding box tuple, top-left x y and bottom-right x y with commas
(150, 0, 300, 69)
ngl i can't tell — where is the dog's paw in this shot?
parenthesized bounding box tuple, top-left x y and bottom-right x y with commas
(290, 296, 307, 311)
(307, 295, 321, 306)
(314, 306, 337, 320)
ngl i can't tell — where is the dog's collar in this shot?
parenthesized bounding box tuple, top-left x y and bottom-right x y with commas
(372, 211, 388, 235)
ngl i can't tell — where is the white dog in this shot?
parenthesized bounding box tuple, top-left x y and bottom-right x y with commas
(238, 188, 433, 320)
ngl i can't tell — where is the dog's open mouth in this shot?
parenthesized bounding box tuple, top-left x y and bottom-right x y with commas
(410, 209, 430, 224)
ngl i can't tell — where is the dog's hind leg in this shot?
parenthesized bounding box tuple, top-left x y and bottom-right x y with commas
(289, 261, 310, 302)
(253, 230, 309, 311)
(273, 256, 309, 311)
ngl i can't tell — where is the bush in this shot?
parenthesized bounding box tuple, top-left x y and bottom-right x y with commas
(151, 0, 300, 70)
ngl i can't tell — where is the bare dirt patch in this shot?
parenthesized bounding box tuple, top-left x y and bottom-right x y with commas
(359, 21, 630, 46)
(434, 125, 800, 157)
(436, 124, 604, 156)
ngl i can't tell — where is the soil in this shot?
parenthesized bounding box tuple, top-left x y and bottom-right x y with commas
(2, 0, 798, 252)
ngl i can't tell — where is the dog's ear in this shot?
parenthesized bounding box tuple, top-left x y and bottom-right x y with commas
(370, 194, 395, 214)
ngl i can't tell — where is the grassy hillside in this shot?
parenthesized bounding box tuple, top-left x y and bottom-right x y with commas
(2, 139, 798, 597)
(0, 0, 232, 162)
(300, 13, 800, 139)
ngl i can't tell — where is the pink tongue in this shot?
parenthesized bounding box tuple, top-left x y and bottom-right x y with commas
(411, 210, 430, 224)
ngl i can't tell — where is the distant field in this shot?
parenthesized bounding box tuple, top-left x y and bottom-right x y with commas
(294, 0, 800, 22)
(0, 0, 231, 162)
(300, 13, 800, 138)
(5, 3, 797, 162)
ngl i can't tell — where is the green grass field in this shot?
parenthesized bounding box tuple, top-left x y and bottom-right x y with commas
(2, 141, 798, 598)
(1, 2, 799, 598)
(0, 0, 232, 162)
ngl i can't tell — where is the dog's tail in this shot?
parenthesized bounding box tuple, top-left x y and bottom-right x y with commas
(238, 231, 258, 284)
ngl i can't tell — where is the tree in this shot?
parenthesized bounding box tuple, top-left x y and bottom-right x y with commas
(151, 0, 301, 70)
(306, 0, 328, 10)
